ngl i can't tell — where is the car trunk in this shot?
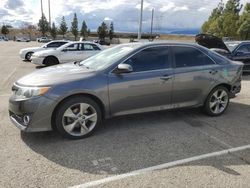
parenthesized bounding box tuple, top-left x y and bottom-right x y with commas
(195, 34, 231, 53)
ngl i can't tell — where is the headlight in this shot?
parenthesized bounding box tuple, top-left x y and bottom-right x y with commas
(13, 86, 50, 99)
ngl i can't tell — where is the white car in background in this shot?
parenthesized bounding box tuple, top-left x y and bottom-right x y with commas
(0, 36, 8, 41)
(36, 37, 52, 43)
(16, 37, 30, 42)
(31, 41, 103, 66)
(19, 40, 69, 61)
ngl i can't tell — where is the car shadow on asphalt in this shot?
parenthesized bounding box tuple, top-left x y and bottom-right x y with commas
(35, 66, 45, 69)
(21, 101, 250, 176)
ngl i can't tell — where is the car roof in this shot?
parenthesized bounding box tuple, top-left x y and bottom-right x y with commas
(67, 41, 99, 45)
(126, 41, 200, 48)
(49, 40, 69, 43)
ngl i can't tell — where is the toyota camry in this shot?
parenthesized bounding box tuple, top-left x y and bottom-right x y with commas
(9, 42, 243, 139)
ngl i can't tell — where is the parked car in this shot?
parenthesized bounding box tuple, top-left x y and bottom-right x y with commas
(196, 33, 250, 72)
(0, 36, 8, 41)
(37, 37, 52, 43)
(16, 37, 30, 42)
(19, 40, 69, 61)
(9, 42, 243, 139)
(31, 41, 102, 66)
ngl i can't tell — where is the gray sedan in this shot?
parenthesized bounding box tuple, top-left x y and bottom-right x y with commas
(9, 42, 243, 139)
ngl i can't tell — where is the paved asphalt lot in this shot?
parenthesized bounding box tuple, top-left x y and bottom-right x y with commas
(0, 41, 250, 188)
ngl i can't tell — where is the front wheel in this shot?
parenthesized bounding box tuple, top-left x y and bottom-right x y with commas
(25, 52, 33, 61)
(43, 56, 59, 66)
(55, 96, 102, 139)
(204, 86, 230, 116)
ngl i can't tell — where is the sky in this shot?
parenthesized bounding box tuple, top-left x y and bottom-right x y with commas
(0, 0, 249, 33)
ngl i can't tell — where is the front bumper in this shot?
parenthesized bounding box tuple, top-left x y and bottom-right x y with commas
(31, 56, 45, 66)
(9, 95, 56, 132)
(19, 51, 26, 60)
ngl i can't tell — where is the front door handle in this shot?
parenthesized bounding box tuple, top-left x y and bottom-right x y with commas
(160, 75, 173, 81)
(209, 69, 218, 75)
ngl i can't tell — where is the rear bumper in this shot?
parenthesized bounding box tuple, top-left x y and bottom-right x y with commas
(230, 84, 241, 98)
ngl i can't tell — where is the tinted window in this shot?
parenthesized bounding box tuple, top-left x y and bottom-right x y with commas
(237, 44, 250, 53)
(78, 44, 100, 51)
(47, 42, 67, 48)
(91, 44, 101, 50)
(173, 46, 215, 68)
(125, 47, 170, 72)
(65, 44, 78, 51)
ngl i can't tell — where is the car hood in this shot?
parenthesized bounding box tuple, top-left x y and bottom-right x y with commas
(195, 34, 231, 53)
(21, 47, 42, 52)
(16, 62, 95, 87)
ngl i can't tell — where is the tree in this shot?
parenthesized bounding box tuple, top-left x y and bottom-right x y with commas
(80, 20, 88, 39)
(38, 13, 49, 36)
(71, 13, 78, 41)
(201, 1, 224, 36)
(238, 3, 250, 39)
(87, 29, 91, 36)
(97, 22, 108, 41)
(1, 25, 9, 37)
(220, 0, 242, 38)
(109, 22, 114, 40)
(59, 16, 68, 39)
(50, 22, 57, 39)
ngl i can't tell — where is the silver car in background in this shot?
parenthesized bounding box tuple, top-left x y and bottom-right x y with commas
(9, 42, 243, 139)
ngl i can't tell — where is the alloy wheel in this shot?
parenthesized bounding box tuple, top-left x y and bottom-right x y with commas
(62, 103, 97, 137)
(209, 89, 229, 114)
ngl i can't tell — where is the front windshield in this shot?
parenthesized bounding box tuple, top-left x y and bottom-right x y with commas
(79, 44, 141, 70)
(41, 42, 50, 48)
(225, 42, 240, 52)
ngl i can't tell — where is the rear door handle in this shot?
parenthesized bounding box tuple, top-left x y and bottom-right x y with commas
(160, 75, 173, 81)
(209, 69, 218, 75)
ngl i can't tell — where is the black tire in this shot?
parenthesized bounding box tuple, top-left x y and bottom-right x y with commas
(43, 56, 59, 66)
(55, 96, 102, 139)
(25, 52, 33, 61)
(204, 86, 230, 116)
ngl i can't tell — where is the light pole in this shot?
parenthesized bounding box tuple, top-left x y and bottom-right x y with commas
(40, 0, 43, 18)
(48, 0, 51, 28)
(138, 0, 143, 40)
(150, 8, 154, 40)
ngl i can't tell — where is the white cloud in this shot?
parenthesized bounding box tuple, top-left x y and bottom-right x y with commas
(160, 2, 188, 12)
(160, 2, 175, 12)
(198, 7, 207, 12)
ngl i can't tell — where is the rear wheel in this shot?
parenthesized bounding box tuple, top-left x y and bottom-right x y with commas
(204, 86, 229, 116)
(55, 96, 102, 139)
(25, 52, 33, 61)
(43, 56, 59, 66)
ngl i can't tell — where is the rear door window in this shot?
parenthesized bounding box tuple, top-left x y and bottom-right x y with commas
(172, 46, 215, 68)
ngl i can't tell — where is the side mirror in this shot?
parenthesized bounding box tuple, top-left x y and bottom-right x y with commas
(62, 49, 67, 52)
(115, 64, 133, 74)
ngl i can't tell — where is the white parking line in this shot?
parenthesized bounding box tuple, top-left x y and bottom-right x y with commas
(70, 144, 250, 188)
